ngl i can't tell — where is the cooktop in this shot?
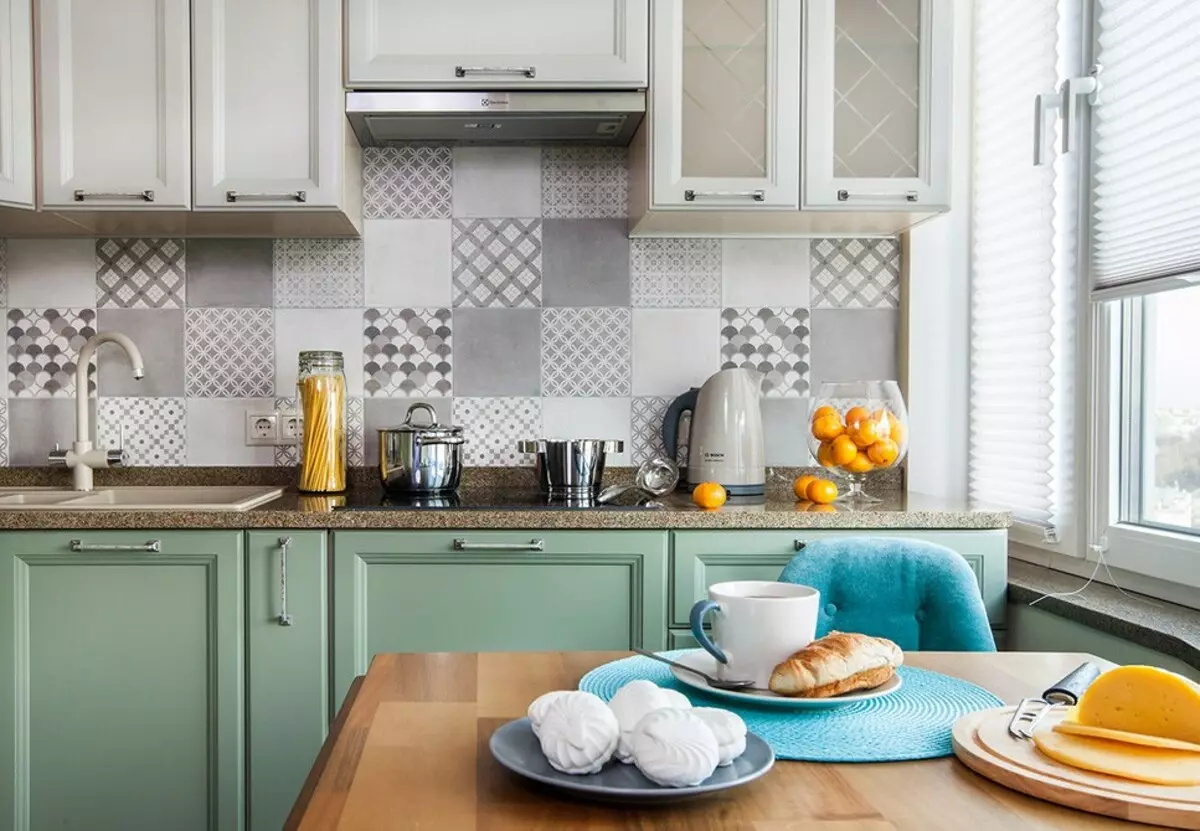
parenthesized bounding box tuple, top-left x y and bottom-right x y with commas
(333, 490, 665, 511)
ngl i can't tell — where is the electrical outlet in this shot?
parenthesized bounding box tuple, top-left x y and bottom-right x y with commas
(245, 413, 279, 446)
(279, 413, 302, 443)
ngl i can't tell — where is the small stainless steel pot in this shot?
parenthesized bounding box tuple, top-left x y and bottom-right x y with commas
(379, 403, 465, 493)
(517, 439, 624, 497)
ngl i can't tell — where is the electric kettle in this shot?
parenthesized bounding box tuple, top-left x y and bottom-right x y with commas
(662, 368, 765, 495)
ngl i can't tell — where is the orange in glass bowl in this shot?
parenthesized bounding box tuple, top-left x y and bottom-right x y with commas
(806, 381, 908, 502)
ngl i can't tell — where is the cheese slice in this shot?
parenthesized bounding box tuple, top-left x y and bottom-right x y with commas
(1075, 665, 1200, 745)
(1054, 720, 1200, 754)
(1032, 729, 1200, 786)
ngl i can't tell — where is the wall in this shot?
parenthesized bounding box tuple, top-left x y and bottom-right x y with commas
(0, 146, 900, 468)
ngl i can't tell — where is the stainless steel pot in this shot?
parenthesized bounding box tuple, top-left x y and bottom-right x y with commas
(379, 403, 465, 493)
(517, 439, 624, 497)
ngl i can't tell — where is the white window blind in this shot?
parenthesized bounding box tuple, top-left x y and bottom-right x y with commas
(1092, 0, 1200, 295)
(970, 0, 1072, 535)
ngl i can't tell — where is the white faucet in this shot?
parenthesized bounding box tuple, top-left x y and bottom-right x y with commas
(49, 331, 146, 491)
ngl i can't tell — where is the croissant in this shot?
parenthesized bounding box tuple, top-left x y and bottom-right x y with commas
(768, 631, 903, 698)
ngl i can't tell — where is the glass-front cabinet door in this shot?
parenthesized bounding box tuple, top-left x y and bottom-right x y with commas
(803, 0, 952, 210)
(651, 0, 801, 209)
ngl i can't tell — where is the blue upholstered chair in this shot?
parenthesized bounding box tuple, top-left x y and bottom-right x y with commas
(776, 537, 996, 652)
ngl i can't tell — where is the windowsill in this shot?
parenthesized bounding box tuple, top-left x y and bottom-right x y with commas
(1007, 560, 1200, 673)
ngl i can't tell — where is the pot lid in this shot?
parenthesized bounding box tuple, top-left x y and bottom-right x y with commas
(383, 402, 462, 437)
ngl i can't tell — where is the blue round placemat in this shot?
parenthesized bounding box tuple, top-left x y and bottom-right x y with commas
(579, 651, 1003, 763)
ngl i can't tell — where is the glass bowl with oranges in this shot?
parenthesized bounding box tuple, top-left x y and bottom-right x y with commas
(807, 380, 908, 502)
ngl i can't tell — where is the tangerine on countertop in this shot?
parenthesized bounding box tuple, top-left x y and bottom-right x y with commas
(807, 502, 837, 513)
(830, 434, 858, 465)
(692, 482, 727, 510)
(793, 474, 819, 500)
(843, 452, 875, 474)
(811, 413, 845, 441)
(808, 479, 839, 504)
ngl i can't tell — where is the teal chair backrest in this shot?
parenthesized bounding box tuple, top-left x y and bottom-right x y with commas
(777, 537, 996, 652)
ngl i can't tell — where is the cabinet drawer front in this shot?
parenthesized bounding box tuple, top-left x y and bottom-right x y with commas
(331, 531, 667, 706)
(0, 530, 243, 831)
(348, 0, 648, 87)
(671, 530, 1007, 628)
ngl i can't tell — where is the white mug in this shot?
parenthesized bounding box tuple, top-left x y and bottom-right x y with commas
(689, 580, 821, 689)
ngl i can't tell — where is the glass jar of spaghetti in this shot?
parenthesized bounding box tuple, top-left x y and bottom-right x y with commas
(297, 350, 347, 493)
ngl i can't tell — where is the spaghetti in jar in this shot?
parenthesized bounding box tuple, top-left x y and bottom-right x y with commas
(297, 350, 347, 493)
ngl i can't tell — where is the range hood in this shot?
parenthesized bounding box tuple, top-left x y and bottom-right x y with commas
(346, 91, 645, 146)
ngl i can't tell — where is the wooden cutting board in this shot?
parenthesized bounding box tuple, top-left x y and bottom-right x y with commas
(952, 707, 1200, 830)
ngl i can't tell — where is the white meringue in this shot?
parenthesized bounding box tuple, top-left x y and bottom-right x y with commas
(692, 708, 747, 766)
(527, 690, 571, 738)
(630, 708, 720, 787)
(535, 691, 619, 775)
(607, 680, 693, 764)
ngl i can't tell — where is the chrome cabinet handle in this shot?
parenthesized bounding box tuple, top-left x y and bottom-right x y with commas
(455, 65, 536, 78)
(73, 189, 155, 202)
(684, 189, 765, 202)
(226, 190, 307, 203)
(453, 538, 545, 552)
(837, 189, 918, 203)
(70, 540, 161, 553)
(793, 540, 807, 552)
(277, 536, 293, 626)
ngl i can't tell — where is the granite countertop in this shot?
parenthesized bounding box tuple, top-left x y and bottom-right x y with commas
(0, 466, 1010, 530)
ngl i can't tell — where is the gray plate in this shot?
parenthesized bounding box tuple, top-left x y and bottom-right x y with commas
(489, 717, 775, 803)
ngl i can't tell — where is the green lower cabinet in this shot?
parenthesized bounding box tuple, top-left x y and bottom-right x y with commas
(0, 531, 244, 831)
(332, 530, 668, 707)
(671, 530, 1009, 630)
(245, 532, 328, 831)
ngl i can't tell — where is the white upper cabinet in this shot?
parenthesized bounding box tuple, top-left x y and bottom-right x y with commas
(193, 0, 344, 208)
(38, 0, 191, 209)
(0, 0, 34, 209)
(803, 0, 952, 210)
(649, 0, 801, 210)
(347, 0, 648, 88)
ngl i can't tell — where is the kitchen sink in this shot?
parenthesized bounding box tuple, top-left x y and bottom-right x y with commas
(0, 486, 285, 511)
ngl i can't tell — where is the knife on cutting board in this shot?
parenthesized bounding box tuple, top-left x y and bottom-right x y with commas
(1009, 661, 1104, 739)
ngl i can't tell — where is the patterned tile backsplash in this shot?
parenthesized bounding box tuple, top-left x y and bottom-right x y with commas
(0, 146, 900, 468)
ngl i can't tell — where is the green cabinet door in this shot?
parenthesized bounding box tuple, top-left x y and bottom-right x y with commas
(246, 532, 327, 831)
(0, 531, 244, 831)
(332, 530, 668, 706)
(671, 530, 1009, 630)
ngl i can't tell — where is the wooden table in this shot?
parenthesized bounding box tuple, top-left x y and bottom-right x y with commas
(289, 651, 1147, 831)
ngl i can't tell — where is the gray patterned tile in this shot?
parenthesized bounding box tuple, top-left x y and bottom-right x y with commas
(810, 238, 900, 308)
(96, 309, 185, 397)
(0, 399, 8, 466)
(809, 308, 898, 389)
(452, 308, 541, 397)
(96, 238, 185, 309)
(720, 308, 810, 398)
(274, 397, 299, 467)
(542, 147, 628, 218)
(453, 397, 542, 466)
(7, 399, 90, 465)
(631, 239, 722, 307)
(631, 395, 673, 465)
(6, 308, 97, 398)
(451, 219, 542, 308)
(363, 146, 453, 219)
(186, 239, 274, 307)
(541, 219, 630, 307)
(184, 308, 274, 397)
(96, 397, 187, 466)
(273, 238, 364, 308)
(363, 308, 452, 397)
(542, 308, 631, 397)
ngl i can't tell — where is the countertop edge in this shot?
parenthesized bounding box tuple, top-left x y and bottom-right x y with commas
(1007, 560, 1200, 673)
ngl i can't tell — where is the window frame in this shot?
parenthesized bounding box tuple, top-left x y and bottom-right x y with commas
(1082, 0, 1200, 590)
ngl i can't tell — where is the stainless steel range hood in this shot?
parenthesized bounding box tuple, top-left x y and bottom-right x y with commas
(346, 91, 645, 146)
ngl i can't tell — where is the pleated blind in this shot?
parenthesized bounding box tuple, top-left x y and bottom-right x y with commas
(1092, 0, 1200, 295)
(970, 0, 1067, 534)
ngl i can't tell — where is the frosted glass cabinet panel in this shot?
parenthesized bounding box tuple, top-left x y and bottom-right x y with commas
(804, 0, 951, 210)
(652, 0, 800, 209)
